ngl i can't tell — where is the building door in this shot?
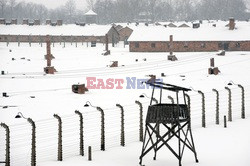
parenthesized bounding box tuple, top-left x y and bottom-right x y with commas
(224, 42, 229, 50)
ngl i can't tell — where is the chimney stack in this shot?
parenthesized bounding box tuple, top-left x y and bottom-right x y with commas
(169, 35, 173, 55)
(22, 19, 29, 25)
(229, 17, 235, 30)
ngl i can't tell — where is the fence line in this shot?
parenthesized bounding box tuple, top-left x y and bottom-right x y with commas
(0, 86, 249, 166)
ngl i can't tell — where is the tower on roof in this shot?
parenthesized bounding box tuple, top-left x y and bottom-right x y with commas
(84, 9, 97, 24)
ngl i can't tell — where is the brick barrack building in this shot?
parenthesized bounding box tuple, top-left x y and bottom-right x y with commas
(128, 19, 250, 52)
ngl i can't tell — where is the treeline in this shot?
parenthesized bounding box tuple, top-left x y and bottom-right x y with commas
(0, 0, 249, 24)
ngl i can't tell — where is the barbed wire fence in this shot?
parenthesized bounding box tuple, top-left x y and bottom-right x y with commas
(0, 85, 249, 166)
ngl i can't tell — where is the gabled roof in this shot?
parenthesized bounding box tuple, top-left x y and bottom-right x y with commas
(0, 24, 113, 36)
(168, 23, 177, 27)
(178, 23, 190, 28)
(128, 21, 250, 42)
(84, 9, 97, 16)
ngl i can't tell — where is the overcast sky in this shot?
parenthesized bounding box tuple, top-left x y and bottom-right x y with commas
(16, 0, 250, 10)
(16, 0, 87, 10)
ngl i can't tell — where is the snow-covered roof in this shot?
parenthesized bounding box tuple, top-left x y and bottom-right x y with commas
(0, 24, 112, 36)
(128, 21, 250, 42)
(84, 9, 97, 16)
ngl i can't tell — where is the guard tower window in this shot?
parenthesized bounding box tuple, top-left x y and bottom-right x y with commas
(135, 42, 139, 48)
(151, 43, 156, 48)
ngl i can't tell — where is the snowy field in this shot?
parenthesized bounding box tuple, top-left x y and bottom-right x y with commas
(0, 40, 250, 166)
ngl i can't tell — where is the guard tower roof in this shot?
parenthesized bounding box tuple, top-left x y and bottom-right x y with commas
(146, 82, 191, 92)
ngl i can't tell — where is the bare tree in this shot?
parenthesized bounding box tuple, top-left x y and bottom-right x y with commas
(0, 0, 7, 17)
(86, 0, 96, 10)
(9, 0, 16, 18)
(65, 0, 76, 23)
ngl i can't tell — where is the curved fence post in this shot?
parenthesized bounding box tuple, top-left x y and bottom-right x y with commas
(96, 107, 105, 151)
(135, 100, 143, 142)
(225, 87, 232, 122)
(168, 96, 174, 104)
(212, 89, 220, 125)
(238, 84, 245, 119)
(184, 94, 191, 121)
(53, 114, 63, 161)
(0, 123, 10, 166)
(198, 90, 206, 128)
(27, 118, 36, 166)
(116, 104, 125, 147)
(75, 110, 84, 156)
(184, 94, 191, 111)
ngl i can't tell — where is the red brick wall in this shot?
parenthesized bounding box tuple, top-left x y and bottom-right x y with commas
(118, 27, 133, 41)
(129, 41, 250, 52)
(0, 35, 112, 43)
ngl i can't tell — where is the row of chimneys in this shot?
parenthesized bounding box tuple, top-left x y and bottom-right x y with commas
(0, 18, 63, 26)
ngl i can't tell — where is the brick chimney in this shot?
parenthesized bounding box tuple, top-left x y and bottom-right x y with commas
(57, 20, 63, 26)
(46, 19, 51, 25)
(34, 19, 40, 25)
(11, 19, 17, 25)
(229, 17, 235, 30)
(169, 35, 173, 55)
(22, 19, 29, 25)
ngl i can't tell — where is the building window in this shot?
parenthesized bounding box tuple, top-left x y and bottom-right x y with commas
(218, 42, 223, 48)
(236, 42, 240, 48)
(91, 41, 96, 47)
(168, 43, 171, 48)
(151, 43, 156, 48)
(135, 42, 139, 48)
(201, 43, 206, 48)
(184, 42, 188, 48)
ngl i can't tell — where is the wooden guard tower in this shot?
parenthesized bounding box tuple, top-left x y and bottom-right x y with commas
(139, 82, 198, 166)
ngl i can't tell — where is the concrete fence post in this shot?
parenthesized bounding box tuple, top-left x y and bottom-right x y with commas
(27, 118, 36, 166)
(96, 107, 105, 151)
(212, 89, 220, 125)
(198, 90, 206, 128)
(116, 104, 125, 147)
(238, 84, 245, 119)
(184, 94, 191, 112)
(88, 146, 92, 161)
(75, 110, 84, 156)
(224, 115, 227, 128)
(135, 100, 143, 142)
(53, 114, 63, 161)
(0, 123, 10, 166)
(225, 87, 232, 122)
(168, 95, 175, 137)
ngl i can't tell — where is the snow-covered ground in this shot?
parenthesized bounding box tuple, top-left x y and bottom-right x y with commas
(0, 32, 250, 166)
(38, 118, 250, 166)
